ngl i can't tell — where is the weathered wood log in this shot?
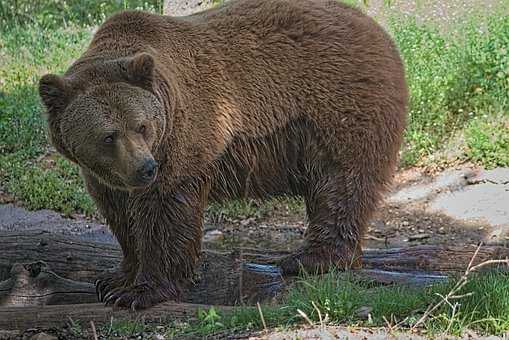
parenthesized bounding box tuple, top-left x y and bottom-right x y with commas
(1, 231, 509, 330)
(241, 244, 509, 274)
(2, 231, 508, 309)
(0, 231, 283, 306)
(0, 301, 233, 331)
(0, 261, 95, 306)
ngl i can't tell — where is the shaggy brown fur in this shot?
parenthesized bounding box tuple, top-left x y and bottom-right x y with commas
(39, 0, 408, 309)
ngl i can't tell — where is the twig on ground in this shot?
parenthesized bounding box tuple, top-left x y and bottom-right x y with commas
(90, 321, 98, 340)
(257, 302, 267, 331)
(445, 302, 459, 334)
(311, 301, 324, 328)
(297, 309, 314, 326)
(412, 243, 509, 330)
(383, 315, 394, 333)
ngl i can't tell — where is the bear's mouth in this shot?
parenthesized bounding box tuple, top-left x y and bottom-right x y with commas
(127, 167, 158, 190)
(106, 168, 158, 191)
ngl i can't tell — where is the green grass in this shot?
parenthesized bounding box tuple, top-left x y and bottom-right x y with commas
(206, 196, 305, 223)
(0, 0, 163, 28)
(175, 271, 509, 337)
(0, 1, 507, 216)
(465, 117, 509, 168)
(80, 271, 509, 338)
(0, 23, 96, 215)
(390, 14, 509, 167)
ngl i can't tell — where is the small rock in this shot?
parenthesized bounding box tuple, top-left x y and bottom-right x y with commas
(30, 333, 58, 340)
(438, 227, 446, 234)
(370, 220, 385, 229)
(203, 229, 224, 242)
(408, 233, 431, 241)
(154, 334, 166, 340)
(402, 221, 410, 226)
(355, 306, 373, 319)
(475, 168, 509, 185)
(240, 217, 256, 226)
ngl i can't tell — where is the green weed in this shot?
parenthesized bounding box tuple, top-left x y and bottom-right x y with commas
(465, 117, 509, 168)
(169, 271, 509, 337)
(0, 0, 163, 28)
(391, 14, 509, 166)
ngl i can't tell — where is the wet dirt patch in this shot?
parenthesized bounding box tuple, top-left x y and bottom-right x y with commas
(1, 166, 507, 252)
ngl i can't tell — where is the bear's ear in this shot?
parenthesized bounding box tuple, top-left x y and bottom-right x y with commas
(125, 52, 155, 92)
(39, 74, 70, 113)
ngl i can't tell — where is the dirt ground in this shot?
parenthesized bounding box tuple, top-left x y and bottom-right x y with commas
(1, 164, 508, 255)
(200, 165, 509, 254)
(244, 325, 502, 340)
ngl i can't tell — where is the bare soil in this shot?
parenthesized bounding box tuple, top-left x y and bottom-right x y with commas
(203, 165, 509, 253)
(1, 165, 508, 257)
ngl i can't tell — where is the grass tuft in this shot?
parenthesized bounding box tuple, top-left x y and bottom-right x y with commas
(391, 14, 509, 166)
(166, 270, 509, 337)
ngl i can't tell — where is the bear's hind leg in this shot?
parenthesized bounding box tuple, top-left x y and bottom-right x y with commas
(280, 162, 382, 275)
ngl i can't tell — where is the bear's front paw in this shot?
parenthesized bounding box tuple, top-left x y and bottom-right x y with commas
(95, 271, 130, 302)
(103, 278, 181, 310)
(279, 245, 362, 275)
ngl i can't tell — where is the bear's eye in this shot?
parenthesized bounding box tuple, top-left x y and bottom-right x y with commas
(137, 125, 146, 134)
(103, 135, 115, 144)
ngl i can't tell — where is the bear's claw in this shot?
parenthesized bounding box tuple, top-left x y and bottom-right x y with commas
(95, 271, 129, 302)
(103, 280, 180, 310)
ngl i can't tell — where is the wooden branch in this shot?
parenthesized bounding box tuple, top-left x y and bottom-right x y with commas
(0, 301, 233, 331)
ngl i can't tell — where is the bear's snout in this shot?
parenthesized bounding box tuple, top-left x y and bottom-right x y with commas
(136, 158, 158, 184)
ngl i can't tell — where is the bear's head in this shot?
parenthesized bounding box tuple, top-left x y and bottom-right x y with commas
(39, 52, 166, 191)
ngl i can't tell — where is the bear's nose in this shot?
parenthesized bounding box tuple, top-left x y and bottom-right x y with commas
(138, 158, 158, 182)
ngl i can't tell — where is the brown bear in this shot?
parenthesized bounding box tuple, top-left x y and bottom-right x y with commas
(38, 0, 408, 309)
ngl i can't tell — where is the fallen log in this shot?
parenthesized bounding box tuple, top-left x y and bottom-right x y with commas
(1, 230, 508, 330)
(0, 231, 283, 306)
(2, 231, 508, 306)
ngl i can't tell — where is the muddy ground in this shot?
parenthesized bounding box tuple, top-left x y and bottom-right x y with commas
(201, 165, 509, 253)
(1, 164, 508, 257)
